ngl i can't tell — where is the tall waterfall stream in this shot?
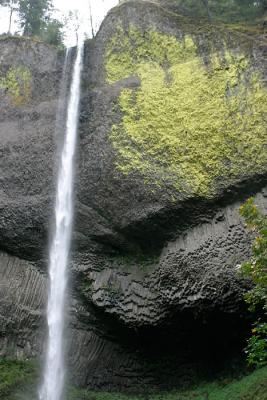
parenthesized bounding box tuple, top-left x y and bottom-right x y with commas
(39, 42, 84, 400)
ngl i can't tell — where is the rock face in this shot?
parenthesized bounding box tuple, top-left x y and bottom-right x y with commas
(0, 37, 62, 259)
(1, 0, 267, 391)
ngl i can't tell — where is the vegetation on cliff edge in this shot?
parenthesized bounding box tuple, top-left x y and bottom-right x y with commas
(164, 0, 267, 24)
(0, 0, 64, 47)
(239, 198, 267, 368)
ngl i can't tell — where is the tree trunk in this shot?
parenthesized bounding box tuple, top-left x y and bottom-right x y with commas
(88, 0, 95, 38)
(8, 7, 14, 33)
(201, 0, 212, 21)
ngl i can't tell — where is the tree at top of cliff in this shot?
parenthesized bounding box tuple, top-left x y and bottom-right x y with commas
(18, 0, 52, 37)
(0, 0, 19, 33)
(13, 0, 64, 47)
(167, 0, 267, 23)
(40, 18, 64, 47)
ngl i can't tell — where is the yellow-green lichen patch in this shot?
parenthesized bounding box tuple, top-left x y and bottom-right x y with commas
(106, 26, 197, 84)
(0, 66, 32, 106)
(106, 26, 267, 196)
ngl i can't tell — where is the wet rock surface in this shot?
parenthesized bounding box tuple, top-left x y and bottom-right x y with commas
(0, 0, 267, 391)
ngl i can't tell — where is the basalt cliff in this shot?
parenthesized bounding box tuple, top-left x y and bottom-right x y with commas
(0, 0, 267, 391)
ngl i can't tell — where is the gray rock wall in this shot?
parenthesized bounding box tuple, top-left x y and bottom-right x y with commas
(0, 251, 45, 358)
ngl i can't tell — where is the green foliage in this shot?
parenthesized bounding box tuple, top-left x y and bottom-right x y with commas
(106, 26, 267, 196)
(0, 66, 31, 105)
(239, 198, 267, 367)
(0, 0, 65, 47)
(18, 0, 52, 37)
(246, 322, 267, 368)
(40, 18, 64, 47)
(167, 0, 267, 23)
(239, 198, 267, 313)
(0, 358, 35, 398)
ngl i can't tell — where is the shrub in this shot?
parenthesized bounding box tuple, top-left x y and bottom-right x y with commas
(239, 198, 267, 367)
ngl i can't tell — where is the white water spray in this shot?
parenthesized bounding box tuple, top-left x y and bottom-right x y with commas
(39, 41, 84, 400)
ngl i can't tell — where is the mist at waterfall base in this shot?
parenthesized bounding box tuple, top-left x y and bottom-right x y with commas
(39, 42, 84, 400)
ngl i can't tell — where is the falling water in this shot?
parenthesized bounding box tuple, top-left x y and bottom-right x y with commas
(39, 41, 84, 400)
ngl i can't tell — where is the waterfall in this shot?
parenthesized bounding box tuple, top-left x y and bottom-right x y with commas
(39, 41, 84, 400)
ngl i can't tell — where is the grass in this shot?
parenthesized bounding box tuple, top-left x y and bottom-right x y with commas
(67, 366, 267, 400)
(1, 358, 266, 400)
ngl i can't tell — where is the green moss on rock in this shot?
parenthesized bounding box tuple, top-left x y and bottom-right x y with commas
(0, 66, 31, 106)
(106, 26, 267, 197)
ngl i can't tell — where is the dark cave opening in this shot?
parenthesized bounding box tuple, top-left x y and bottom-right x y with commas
(85, 302, 253, 390)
